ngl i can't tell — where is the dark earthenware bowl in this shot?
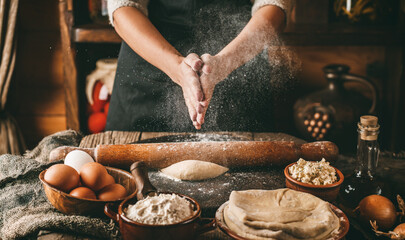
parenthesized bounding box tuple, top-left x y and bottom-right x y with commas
(104, 192, 216, 240)
(284, 162, 344, 202)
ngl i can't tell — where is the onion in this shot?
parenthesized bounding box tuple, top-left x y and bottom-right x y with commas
(358, 195, 397, 230)
(393, 223, 405, 238)
(372, 221, 405, 239)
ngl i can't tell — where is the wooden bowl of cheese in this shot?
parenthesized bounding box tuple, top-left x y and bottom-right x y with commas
(284, 158, 344, 202)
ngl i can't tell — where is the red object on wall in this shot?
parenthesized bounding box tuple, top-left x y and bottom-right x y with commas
(90, 81, 108, 113)
(88, 112, 107, 133)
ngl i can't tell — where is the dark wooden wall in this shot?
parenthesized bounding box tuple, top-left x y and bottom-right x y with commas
(7, 0, 66, 148)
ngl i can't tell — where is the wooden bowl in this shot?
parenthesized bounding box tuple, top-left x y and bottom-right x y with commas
(39, 167, 136, 216)
(284, 162, 344, 202)
(216, 201, 349, 240)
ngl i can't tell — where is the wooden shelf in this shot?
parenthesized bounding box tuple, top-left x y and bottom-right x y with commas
(72, 24, 121, 43)
(283, 24, 405, 46)
(71, 23, 405, 46)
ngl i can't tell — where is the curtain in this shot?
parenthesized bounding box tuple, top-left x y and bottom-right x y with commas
(0, 0, 25, 155)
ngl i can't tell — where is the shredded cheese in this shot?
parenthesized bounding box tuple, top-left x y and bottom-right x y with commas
(288, 158, 337, 185)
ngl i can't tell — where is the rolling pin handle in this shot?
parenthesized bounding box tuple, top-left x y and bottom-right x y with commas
(49, 146, 95, 162)
(130, 161, 157, 200)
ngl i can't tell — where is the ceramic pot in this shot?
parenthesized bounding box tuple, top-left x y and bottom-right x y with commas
(104, 193, 216, 240)
(294, 64, 378, 152)
(104, 162, 216, 240)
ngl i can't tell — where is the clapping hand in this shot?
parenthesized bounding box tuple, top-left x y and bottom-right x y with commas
(196, 54, 230, 127)
(181, 53, 230, 130)
(177, 53, 205, 129)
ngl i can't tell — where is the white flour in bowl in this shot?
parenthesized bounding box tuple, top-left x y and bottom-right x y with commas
(125, 193, 195, 225)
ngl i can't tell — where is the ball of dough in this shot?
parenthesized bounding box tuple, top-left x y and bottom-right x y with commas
(160, 160, 228, 181)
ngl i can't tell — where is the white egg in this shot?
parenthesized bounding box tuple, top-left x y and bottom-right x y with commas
(64, 150, 95, 173)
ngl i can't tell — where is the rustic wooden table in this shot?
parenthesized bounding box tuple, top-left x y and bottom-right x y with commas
(37, 131, 405, 240)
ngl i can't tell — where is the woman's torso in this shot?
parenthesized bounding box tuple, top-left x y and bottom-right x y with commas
(106, 0, 275, 132)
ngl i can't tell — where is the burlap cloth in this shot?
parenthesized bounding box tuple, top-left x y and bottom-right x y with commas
(0, 130, 120, 240)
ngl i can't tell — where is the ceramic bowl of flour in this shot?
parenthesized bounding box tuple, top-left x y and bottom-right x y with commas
(104, 162, 216, 240)
(104, 192, 216, 240)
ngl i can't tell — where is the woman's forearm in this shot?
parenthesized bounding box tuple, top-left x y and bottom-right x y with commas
(113, 7, 205, 129)
(112, 7, 183, 84)
(217, 5, 286, 75)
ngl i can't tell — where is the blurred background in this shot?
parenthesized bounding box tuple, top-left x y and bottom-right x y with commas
(2, 0, 405, 154)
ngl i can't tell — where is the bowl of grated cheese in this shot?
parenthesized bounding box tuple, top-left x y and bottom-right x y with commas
(284, 158, 344, 202)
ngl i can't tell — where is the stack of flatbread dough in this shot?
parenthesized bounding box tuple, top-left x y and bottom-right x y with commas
(224, 189, 340, 240)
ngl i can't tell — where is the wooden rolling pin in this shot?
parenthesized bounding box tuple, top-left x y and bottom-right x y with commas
(49, 141, 338, 169)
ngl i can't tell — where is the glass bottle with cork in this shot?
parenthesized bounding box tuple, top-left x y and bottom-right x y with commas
(338, 115, 391, 215)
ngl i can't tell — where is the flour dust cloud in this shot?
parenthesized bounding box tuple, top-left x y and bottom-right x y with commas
(156, 0, 301, 132)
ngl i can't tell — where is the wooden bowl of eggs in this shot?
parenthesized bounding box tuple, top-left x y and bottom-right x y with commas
(39, 150, 136, 216)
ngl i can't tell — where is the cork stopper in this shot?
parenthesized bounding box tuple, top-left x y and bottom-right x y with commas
(360, 115, 378, 127)
(358, 115, 379, 140)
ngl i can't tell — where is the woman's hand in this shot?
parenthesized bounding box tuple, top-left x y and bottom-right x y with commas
(172, 53, 205, 129)
(196, 53, 231, 125)
(195, 5, 286, 126)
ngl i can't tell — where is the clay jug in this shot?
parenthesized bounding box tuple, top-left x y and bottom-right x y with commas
(293, 64, 378, 153)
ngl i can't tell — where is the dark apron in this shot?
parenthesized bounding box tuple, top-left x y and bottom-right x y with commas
(106, 0, 274, 132)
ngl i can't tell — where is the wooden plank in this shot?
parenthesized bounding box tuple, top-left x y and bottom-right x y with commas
(15, 116, 66, 148)
(59, 0, 80, 130)
(36, 230, 230, 240)
(79, 131, 141, 148)
(139, 132, 254, 141)
(15, 31, 63, 87)
(11, 87, 66, 115)
(140, 132, 189, 140)
(19, 0, 60, 31)
(73, 24, 121, 43)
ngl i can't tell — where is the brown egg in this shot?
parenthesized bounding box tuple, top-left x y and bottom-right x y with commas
(97, 184, 127, 201)
(105, 174, 115, 186)
(69, 187, 97, 200)
(80, 162, 110, 191)
(44, 164, 80, 192)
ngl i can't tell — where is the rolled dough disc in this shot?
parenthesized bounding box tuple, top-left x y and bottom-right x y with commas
(160, 160, 229, 181)
(224, 189, 340, 240)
